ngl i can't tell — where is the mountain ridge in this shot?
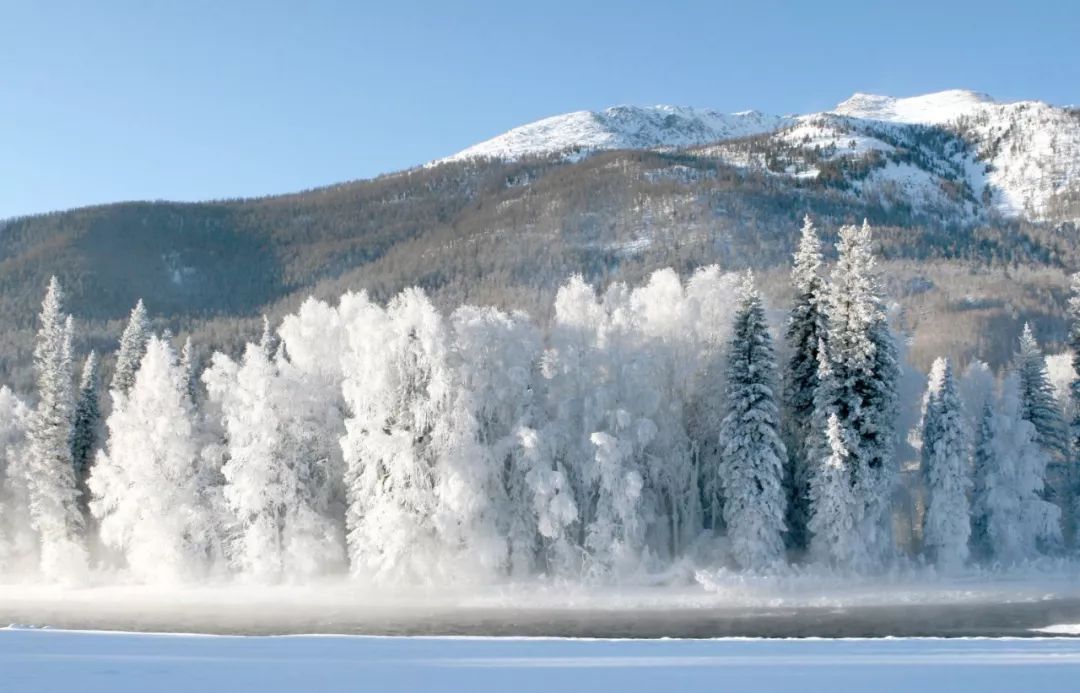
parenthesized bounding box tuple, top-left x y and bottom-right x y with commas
(436, 90, 1080, 225)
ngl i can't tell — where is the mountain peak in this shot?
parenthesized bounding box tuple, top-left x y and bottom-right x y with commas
(833, 89, 996, 124)
(437, 105, 786, 164)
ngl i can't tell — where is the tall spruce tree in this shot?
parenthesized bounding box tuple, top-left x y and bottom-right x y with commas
(717, 274, 787, 569)
(1015, 322, 1068, 539)
(1067, 272, 1080, 545)
(813, 221, 899, 567)
(24, 277, 87, 580)
(919, 357, 971, 569)
(969, 400, 996, 561)
(112, 299, 150, 397)
(984, 374, 1061, 562)
(179, 336, 200, 404)
(808, 412, 864, 569)
(1062, 269, 1080, 544)
(783, 215, 828, 552)
(71, 351, 101, 514)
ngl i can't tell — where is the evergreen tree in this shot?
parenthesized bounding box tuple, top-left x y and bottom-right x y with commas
(1015, 323, 1068, 539)
(919, 357, 971, 569)
(24, 277, 87, 580)
(717, 274, 787, 569)
(179, 336, 200, 404)
(983, 374, 1061, 562)
(112, 299, 149, 397)
(814, 221, 899, 567)
(71, 351, 101, 513)
(1065, 271, 1080, 545)
(259, 315, 279, 359)
(808, 413, 865, 569)
(783, 215, 828, 551)
(969, 400, 996, 561)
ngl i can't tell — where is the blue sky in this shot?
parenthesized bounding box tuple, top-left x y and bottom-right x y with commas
(2, 0, 1078, 219)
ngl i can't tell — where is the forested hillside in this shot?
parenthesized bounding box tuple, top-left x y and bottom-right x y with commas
(1, 144, 1077, 390)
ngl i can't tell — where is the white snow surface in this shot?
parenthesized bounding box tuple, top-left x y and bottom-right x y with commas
(4, 628, 1080, 692)
(833, 89, 997, 124)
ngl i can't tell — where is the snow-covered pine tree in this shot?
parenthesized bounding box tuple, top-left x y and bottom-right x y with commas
(1014, 323, 1068, 539)
(808, 412, 864, 569)
(111, 299, 150, 398)
(969, 400, 996, 561)
(783, 215, 828, 552)
(814, 221, 899, 567)
(89, 336, 223, 582)
(24, 277, 87, 580)
(717, 273, 787, 569)
(179, 336, 200, 404)
(983, 374, 1061, 563)
(1065, 271, 1080, 545)
(258, 315, 279, 359)
(71, 351, 101, 515)
(919, 357, 971, 570)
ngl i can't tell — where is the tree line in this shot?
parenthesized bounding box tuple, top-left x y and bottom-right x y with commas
(0, 218, 1076, 585)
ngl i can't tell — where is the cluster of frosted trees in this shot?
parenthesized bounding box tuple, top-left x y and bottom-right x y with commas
(1, 219, 1078, 586)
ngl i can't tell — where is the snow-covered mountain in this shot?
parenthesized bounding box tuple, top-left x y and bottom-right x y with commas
(827, 90, 1080, 222)
(438, 90, 1080, 225)
(438, 105, 788, 163)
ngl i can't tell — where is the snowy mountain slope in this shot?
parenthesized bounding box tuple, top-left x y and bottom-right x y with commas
(833, 89, 996, 124)
(832, 90, 1080, 222)
(438, 90, 1080, 225)
(701, 112, 987, 223)
(437, 105, 788, 163)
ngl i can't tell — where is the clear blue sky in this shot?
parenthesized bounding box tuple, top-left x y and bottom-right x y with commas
(3, 0, 1078, 219)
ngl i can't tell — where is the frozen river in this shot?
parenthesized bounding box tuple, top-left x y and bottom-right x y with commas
(4, 628, 1080, 692)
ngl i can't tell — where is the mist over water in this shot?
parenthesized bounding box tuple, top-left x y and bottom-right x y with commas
(3, 570, 1080, 638)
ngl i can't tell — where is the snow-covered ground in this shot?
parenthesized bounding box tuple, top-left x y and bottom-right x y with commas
(4, 628, 1080, 692)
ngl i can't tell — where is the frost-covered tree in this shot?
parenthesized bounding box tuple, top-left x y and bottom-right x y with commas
(808, 413, 864, 569)
(24, 278, 87, 580)
(981, 374, 1061, 563)
(111, 299, 150, 398)
(340, 289, 452, 583)
(0, 387, 35, 573)
(919, 357, 971, 570)
(89, 336, 223, 582)
(540, 269, 738, 577)
(204, 342, 345, 582)
(1065, 271, 1080, 544)
(258, 315, 279, 359)
(970, 400, 996, 561)
(179, 337, 200, 404)
(783, 215, 827, 551)
(71, 351, 101, 514)
(442, 305, 553, 577)
(1015, 325, 1068, 524)
(813, 221, 899, 566)
(717, 274, 786, 569)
